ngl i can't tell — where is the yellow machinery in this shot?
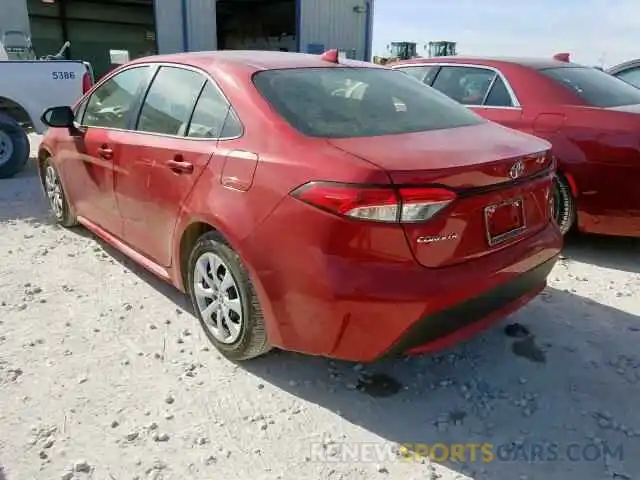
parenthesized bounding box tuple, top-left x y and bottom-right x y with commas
(427, 41, 457, 58)
(373, 41, 418, 65)
(373, 40, 457, 65)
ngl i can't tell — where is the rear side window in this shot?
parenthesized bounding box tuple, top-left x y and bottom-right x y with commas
(187, 82, 242, 139)
(484, 77, 514, 107)
(82, 66, 150, 129)
(252, 67, 483, 138)
(614, 67, 640, 89)
(541, 66, 640, 107)
(137, 66, 205, 136)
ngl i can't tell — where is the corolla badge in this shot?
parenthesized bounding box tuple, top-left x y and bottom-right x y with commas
(509, 159, 525, 179)
(417, 233, 458, 244)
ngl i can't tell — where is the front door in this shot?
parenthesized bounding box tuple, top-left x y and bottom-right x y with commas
(115, 66, 238, 266)
(58, 65, 152, 236)
(60, 127, 122, 234)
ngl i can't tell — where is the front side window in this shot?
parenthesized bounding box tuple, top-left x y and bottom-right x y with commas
(431, 66, 498, 105)
(252, 67, 483, 138)
(541, 66, 640, 107)
(187, 81, 242, 139)
(137, 66, 205, 136)
(614, 67, 640, 90)
(82, 66, 150, 129)
(74, 99, 88, 123)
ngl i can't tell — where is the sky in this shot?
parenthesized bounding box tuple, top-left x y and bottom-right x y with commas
(372, 0, 639, 68)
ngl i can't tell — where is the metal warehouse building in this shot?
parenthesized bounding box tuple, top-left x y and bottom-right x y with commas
(1, 0, 374, 76)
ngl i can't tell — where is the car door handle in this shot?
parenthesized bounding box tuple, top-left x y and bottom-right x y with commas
(97, 145, 113, 160)
(166, 159, 194, 174)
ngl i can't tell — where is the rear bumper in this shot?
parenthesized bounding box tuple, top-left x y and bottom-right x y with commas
(245, 197, 562, 361)
(382, 255, 557, 358)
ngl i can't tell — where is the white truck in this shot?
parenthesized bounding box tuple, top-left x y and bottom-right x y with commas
(0, 35, 93, 178)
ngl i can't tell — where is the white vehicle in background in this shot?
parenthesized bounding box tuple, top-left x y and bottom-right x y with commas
(0, 33, 93, 178)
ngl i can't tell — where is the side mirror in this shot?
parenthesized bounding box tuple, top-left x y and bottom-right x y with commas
(41, 105, 75, 128)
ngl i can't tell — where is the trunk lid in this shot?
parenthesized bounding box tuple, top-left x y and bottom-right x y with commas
(328, 123, 550, 187)
(328, 122, 555, 268)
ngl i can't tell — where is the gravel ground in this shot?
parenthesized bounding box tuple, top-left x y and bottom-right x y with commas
(0, 136, 639, 480)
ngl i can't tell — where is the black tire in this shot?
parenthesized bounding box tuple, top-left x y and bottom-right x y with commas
(187, 231, 271, 361)
(43, 157, 77, 227)
(0, 112, 30, 179)
(552, 173, 575, 235)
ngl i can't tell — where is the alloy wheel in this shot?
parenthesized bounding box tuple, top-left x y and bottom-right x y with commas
(45, 165, 64, 220)
(193, 252, 244, 344)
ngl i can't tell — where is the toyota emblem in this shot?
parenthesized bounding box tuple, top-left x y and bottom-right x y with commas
(509, 160, 525, 179)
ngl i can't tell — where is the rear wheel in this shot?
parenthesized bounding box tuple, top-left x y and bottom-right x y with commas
(187, 231, 271, 361)
(552, 174, 575, 235)
(0, 113, 30, 179)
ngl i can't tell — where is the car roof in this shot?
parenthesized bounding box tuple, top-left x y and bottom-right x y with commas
(396, 56, 586, 70)
(607, 58, 640, 74)
(129, 50, 382, 72)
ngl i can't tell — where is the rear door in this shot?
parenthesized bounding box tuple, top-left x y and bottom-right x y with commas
(115, 65, 240, 266)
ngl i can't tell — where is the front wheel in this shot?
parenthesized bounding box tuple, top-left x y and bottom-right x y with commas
(187, 231, 271, 361)
(552, 174, 575, 235)
(43, 157, 77, 227)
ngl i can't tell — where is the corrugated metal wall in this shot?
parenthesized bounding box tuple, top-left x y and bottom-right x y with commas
(154, 0, 183, 53)
(365, 0, 374, 60)
(154, 0, 217, 54)
(298, 0, 371, 60)
(0, 0, 31, 37)
(154, 0, 373, 60)
(185, 0, 217, 52)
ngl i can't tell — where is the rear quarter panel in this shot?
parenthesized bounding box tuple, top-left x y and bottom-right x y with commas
(550, 107, 640, 230)
(172, 64, 394, 348)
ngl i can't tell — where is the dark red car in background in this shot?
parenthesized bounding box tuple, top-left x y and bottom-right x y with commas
(391, 55, 640, 238)
(607, 58, 640, 89)
(38, 50, 560, 362)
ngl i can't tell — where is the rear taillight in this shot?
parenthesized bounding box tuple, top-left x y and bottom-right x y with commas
(290, 182, 456, 223)
(82, 71, 92, 93)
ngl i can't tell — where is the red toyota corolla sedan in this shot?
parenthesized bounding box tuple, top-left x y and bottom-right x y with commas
(37, 50, 561, 362)
(390, 55, 640, 238)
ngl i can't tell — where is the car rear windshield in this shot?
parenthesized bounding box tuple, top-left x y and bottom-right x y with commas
(541, 66, 640, 108)
(252, 67, 484, 138)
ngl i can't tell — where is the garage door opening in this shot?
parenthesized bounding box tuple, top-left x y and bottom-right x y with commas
(216, 0, 297, 52)
(27, 0, 157, 79)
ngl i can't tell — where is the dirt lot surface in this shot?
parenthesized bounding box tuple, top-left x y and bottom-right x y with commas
(1, 136, 639, 480)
